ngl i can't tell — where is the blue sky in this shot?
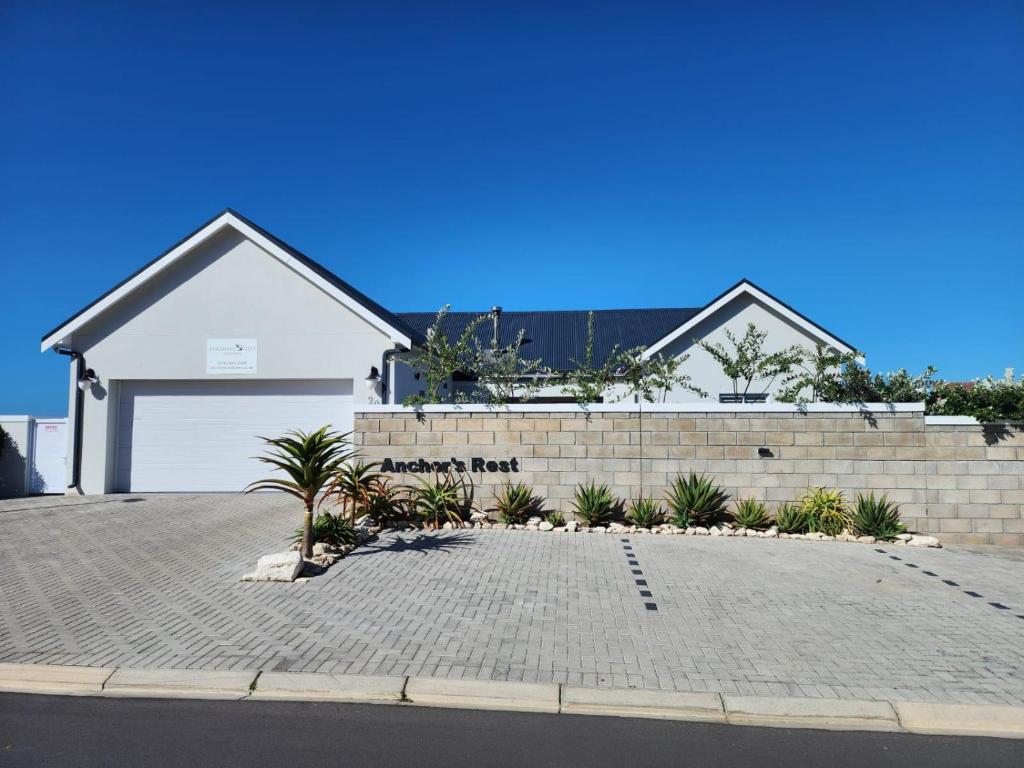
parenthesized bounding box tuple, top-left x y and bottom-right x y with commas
(2, 1, 1021, 416)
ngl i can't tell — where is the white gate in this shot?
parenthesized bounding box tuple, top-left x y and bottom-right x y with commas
(31, 418, 67, 494)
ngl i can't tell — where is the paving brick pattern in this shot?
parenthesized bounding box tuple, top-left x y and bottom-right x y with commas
(1, 495, 1023, 705)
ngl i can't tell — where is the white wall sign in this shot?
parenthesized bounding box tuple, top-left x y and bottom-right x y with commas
(206, 338, 258, 375)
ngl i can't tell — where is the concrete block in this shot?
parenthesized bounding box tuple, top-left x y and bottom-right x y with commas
(102, 668, 257, 700)
(723, 695, 899, 732)
(251, 672, 405, 703)
(894, 702, 1024, 739)
(0, 663, 113, 696)
(404, 677, 559, 713)
(561, 686, 725, 722)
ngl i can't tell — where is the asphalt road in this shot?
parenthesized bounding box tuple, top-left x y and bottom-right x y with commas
(1, 694, 1021, 767)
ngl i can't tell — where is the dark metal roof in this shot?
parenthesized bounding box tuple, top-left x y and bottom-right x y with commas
(397, 308, 701, 371)
(41, 208, 426, 347)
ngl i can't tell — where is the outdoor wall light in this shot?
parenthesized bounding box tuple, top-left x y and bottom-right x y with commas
(758, 447, 774, 458)
(77, 368, 98, 392)
(364, 366, 381, 391)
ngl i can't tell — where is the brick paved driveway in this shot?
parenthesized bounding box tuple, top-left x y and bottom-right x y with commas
(1, 494, 1023, 705)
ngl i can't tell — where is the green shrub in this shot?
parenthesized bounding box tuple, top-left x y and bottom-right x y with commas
(494, 481, 537, 525)
(732, 498, 771, 530)
(291, 512, 357, 548)
(665, 472, 729, 527)
(410, 471, 470, 529)
(775, 502, 808, 534)
(801, 487, 850, 536)
(928, 373, 1024, 422)
(570, 481, 618, 527)
(545, 510, 566, 527)
(627, 496, 664, 529)
(851, 493, 906, 541)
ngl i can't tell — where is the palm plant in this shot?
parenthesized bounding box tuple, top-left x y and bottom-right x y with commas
(732, 498, 771, 530)
(410, 471, 470, 529)
(775, 502, 808, 534)
(246, 427, 355, 558)
(627, 496, 664, 528)
(494, 481, 537, 525)
(801, 487, 851, 536)
(570, 481, 618, 527)
(665, 472, 729, 527)
(851, 493, 906, 541)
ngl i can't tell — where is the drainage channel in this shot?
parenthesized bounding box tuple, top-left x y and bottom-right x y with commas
(874, 548, 1024, 620)
(622, 538, 657, 611)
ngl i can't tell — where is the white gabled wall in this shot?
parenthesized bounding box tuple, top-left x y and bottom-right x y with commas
(652, 292, 836, 403)
(65, 227, 397, 493)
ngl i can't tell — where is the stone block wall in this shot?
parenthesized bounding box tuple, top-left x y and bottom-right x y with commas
(353, 407, 1024, 546)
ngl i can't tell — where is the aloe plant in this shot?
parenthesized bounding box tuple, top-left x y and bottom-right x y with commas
(291, 512, 357, 548)
(570, 481, 618, 526)
(627, 496, 664, 528)
(494, 481, 537, 525)
(732, 498, 771, 530)
(851, 493, 906, 541)
(323, 459, 384, 523)
(801, 487, 850, 536)
(245, 427, 355, 558)
(545, 510, 566, 528)
(664, 472, 729, 527)
(410, 471, 470, 529)
(775, 502, 808, 534)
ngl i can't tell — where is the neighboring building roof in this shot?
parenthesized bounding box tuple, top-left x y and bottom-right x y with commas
(40, 209, 424, 351)
(398, 308, 700, 371)
(640, 278, 858, 360)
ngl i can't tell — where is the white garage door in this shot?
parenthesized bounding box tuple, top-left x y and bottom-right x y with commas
(115, 380, 354, 492)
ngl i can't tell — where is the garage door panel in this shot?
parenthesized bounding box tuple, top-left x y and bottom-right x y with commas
(116, 380, 353, 492)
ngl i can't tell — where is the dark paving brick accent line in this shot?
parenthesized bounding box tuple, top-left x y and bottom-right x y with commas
(873, 548, 1019, 621)
(621, 539, 658, 611)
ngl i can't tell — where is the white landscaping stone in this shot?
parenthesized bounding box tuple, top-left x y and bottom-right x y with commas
(526, 516, 543, 526)
(907, 535, 941, 548)
(857, 535, 876, 544)
(565, 521, 579, 532)
(710, 527, 722, 536)
(241, 551, 303, 583)
(552, 526, 567, 533)
(538, 521, 554, 531)
(694, 526, 710, 535)
(896, 533, 913, 541)
(470, 511, 489, 522)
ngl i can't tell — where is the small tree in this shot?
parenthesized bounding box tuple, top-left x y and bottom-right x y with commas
(776, 344, 859, 403)
(395, 305, 486, 405)
(617, 351, 707, 403)
(560, 312, 622, 404)
(468, 328, 549, 404)
(245, 427, 355, 558)
(696, 322, 803, 400)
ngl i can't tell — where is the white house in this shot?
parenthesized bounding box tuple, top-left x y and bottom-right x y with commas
(41, 210, 856, 494)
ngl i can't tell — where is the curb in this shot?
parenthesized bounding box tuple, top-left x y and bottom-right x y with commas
(1, 663, 1021, 739)
(249, 672, 405, 704)
(404, 677, 560, 713)
(722, 694, 900, 732)
(100, 668, 258, 700)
